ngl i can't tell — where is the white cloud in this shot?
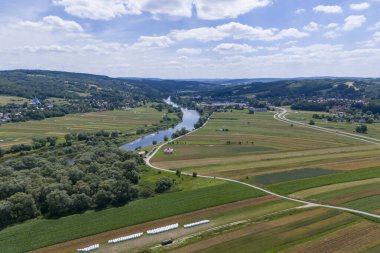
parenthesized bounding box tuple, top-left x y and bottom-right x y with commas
(375, 32, 380, 42)
(213, 43, 256, 54)
(52, 0, 135, 20)
(324, 31, 340, 39)
(133, 35, 174, 48)
(303, 22, 320, 32)
(350, 2, 370, 10)
(368, 22, 380, 30)
(176, 48, 202, 55)
(326, 23, 339, 29)
(342, 15, 366, 31)
(313, 5, 343, 14)
(13, 16, 84, 33)
(171, 27, 227, 42)
(194, 0, 272, 20)
(295, 8, 306, 14)
(52, 0, 272, 20)
(171, 22, 309, 42)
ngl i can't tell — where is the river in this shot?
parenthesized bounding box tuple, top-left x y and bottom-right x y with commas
(120, 97, 200, 151)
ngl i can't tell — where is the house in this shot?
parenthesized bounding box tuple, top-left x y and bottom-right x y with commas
(31, 96, 41, 107)
(164, 148, 174, 155)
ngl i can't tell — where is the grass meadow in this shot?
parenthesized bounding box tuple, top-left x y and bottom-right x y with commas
(0, 95, 29, 105)
(0, 107, 166, 148)
(286, 109, 380, 140)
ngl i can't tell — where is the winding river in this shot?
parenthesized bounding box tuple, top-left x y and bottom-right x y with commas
(121, 97, 200, 151)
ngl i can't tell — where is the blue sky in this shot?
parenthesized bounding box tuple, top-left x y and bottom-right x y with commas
(0, 0, 379, 78)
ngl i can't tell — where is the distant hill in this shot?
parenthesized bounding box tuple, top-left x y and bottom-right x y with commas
(204, 78, 380, 100)
(0, 70, 163, 102)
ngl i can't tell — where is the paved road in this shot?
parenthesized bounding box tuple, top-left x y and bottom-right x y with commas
(145, 111, 380, 220)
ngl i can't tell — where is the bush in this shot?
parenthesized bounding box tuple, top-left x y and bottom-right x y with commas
(192, 172, 198, 178)
(155, 177, 173, 193)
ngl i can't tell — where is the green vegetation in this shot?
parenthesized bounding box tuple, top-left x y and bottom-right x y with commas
(0, 95, 29, 105)
(253, 168, 338, 186)
(0, 107, 170, 148)
(0, 180, 263, 253)
(267, 167, 380, 195)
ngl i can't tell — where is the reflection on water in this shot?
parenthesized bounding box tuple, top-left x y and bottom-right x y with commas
(121, 97, 200, 151)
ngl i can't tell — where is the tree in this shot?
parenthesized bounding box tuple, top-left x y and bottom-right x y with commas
(152, 140, 157, 145)
(0, 148, 5, 158)
(356, 125, 368, 134)
(192, 172, 198, 178)
(47, 136, 57, 146)
(175, 170, 181, 177)
(94, 190, 111, 208)
(164, 135, 169, 142)
(155, 177, 173, 193)
(309, 120, 315, 125)
(111, 131, 119, 138)
(0, 200, 13, 228)
(71, 193, 92, 212)
(8, 192, 37, 222)
(46, 190, 72, 217)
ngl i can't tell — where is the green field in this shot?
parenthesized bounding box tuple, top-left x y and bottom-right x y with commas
(287, 109, 380, 140)
(0, 95, 29, 105)
(152, 110, 376, 180)
(0, 107, 166, 148)
(253, 168, 339, 186)
(267, 166, 380, 195)
(0, 171, 264, 253)
(161, 209, 380, 253)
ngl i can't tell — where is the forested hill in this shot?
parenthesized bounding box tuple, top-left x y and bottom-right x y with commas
(205, 78, 380, 100)
(0, 70, 163, 101)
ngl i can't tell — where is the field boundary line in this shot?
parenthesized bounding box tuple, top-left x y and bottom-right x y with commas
(146, 111, 380, 220)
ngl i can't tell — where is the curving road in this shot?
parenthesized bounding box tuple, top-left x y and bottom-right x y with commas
(145, 110, 380, 220)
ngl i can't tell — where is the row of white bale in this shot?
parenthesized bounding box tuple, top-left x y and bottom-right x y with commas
(77, 244, 99, 252)
(108, 232, 143, 244)
(147, 223, 179, 235)
(183, 219, 210, 228)
(77, 220, 211, 251)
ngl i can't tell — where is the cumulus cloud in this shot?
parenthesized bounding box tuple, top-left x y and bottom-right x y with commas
(326, 23, 339, 29)
(176, 48, 202, 55)
(324, 31, 340, 39)
(13, 16, 84, 33)
(313, 5, 343, 14)
(133, 36, 174, 48)
(342, 15, 366, 31)
(171, 22, 308, 42)
(194, 0, 272, 20)
(368, 22, 380, 30)
(303, 22, 320, 32)
(52, 0, 272, 20)
(213, 43, 256, 54)
(350, 2, 370, 10)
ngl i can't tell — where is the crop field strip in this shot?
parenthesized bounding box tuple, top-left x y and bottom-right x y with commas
(1, 178, 264, 253)
(0, 107, 165, 148)
(167, 208, 377, 253)
(286, 108, 380, 140)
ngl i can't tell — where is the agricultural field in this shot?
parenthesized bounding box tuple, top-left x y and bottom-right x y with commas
(151, 110, 377, 180)
(0, 95, 29, 105)
(167, 209, 380, 253)
(0, 107, 167, 148)
(0, 169, 265, 253)
(144, 109, 380, 252)
(286, 109, 380, 140)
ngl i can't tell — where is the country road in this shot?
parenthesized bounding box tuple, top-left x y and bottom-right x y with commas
(145, 109, 380, 220)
